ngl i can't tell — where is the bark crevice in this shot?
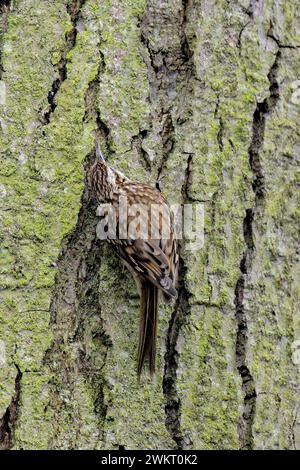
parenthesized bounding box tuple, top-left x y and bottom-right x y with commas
(131, 129, 152, 172)
(163, 155, 193, 450)
(235, 47, 281, 450)
(41, 0, 87, 125)
(83, 54, 112, 162)
(214, 96, 224, 152)
(0, 0, 12, 79)
(249, 49, 281, 201)
(0, 364, 22, 450)
(163, 260, 191, 449)
(140, 0, 193, 182)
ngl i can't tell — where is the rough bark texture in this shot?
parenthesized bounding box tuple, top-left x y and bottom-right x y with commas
(0, 0, 299, 450)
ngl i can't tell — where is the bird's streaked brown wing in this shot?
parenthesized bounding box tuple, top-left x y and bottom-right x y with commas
(116, 238, 177, 298)
(112, 183, 178, 298)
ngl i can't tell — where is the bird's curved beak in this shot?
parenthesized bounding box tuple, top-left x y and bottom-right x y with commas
(96, 139, 105, 162)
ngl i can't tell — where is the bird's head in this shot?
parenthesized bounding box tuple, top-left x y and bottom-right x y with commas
(89, 139, 128, 202)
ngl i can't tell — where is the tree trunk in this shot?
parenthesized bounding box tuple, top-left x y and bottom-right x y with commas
(0, 0, 299, 450)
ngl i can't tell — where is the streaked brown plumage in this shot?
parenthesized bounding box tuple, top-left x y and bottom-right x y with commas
(89, 144, 178, 375)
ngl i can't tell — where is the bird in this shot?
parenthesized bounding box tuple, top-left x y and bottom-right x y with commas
(89, 141, 178, 375)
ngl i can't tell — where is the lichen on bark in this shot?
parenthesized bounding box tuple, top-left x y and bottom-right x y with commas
(0, 0, 299, 450)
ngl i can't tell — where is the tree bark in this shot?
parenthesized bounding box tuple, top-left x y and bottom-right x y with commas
(0, 0, 299, 450)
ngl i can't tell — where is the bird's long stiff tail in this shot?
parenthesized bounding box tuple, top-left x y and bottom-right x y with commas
(137, 282, 159, 376)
